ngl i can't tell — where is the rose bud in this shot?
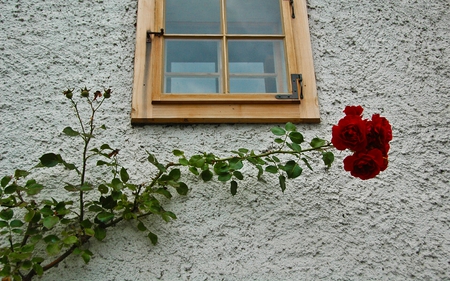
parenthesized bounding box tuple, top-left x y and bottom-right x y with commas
(81, 87, 90, 98)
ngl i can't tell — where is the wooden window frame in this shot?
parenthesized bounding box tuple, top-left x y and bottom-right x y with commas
(131, 0, 319, 124)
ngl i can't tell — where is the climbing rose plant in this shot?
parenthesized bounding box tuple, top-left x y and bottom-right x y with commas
(0, 89, 392, 280)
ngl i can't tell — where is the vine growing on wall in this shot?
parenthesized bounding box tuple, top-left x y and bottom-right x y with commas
(0, 89, 392, 281)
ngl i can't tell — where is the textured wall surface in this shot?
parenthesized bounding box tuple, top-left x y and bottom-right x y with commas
(1, 0, 449, 280)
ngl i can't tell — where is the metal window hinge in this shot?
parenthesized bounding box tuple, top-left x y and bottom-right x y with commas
(147, 28, 164, 42)
(276, 74, 303, 100)
(290, 0, 295, 19)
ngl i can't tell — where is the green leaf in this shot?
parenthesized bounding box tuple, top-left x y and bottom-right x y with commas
(161, 211, 177, 222)
(302, 158, 313, 171)
(229, 158, 243, 170)
(137, 221, 147, 231)
(274, 138, 284, 144)
(46, 243, 62, 256)
(322, 152, 335, 168)
(201, 170, 213, 182)
(12, 228, 24, 234)
(96, 212, 114, 223)
(33, 263, 44, 276)
(62, 161, 78, 171)
(26, 182, 44, 195)
(233, 171, 244, 180)
(154, 188, 172, 199)
(84, 228, 95, 236)
(230, 180, 238, 196)
(100, 144, 112, 150)
(63, 236, 78, 245)
(256, 165, 264, 180)
(189, 166, 199, 175)
(147, 152, 158, 164)
(10, 219, 24, 228)
(282, 160, 303, 179)
(88, 205, 104, 212)
(289, 131, 304, 144)
(176, 182, 189, 195)
(81, 250, 92, 264)
(279, 175, 286, 193)
(120, 167, 130, 183)
(39, 153, 62, 168)
(80, 219, 93, 229)
(265, 165, 278, 174)
(218, 173, 232, 182)
(1, 176, 12, 188)
(148, 231, 158, 245)
(179, 158, 189, 166)
(14, 169, 30, 178)
(62, 126, 80, 136)
(21, 244, 35, 253)
(98, 184, 109, 194)
(80, 184, 93, 191)
(285, 122, 297, 132)
(271, 126, 286, 136)
(0, 209, 14, 220)
(94, 227, 106, 241)
(238, 148, 249, 154)
(110, 178, 123, 191)
(21, 260, 33, 270)
(169, 169, 181, 181)
(4, 184, 18, 194)
(189, 155, 205, 168)
(173, 149, 184, 156)
(96, 160, 111, 166)
(310, 137, 326, 148)
(43, 216, 59, 229)
(288, 142, 302, 153)
(0, 221, 8, 227)
(9, 252, 32, 261)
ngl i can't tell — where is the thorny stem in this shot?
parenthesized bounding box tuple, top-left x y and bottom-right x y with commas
(216, 143, 333, 162)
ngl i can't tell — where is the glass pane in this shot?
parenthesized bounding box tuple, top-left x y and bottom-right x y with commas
(167, 77, 219, 93)
(226, 0, 282, 34)
(165, 39, 221, 93)
(165, 0, 221, 34)
(228, 40, 287, 93)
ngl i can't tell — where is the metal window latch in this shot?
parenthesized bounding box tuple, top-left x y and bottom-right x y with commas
(147, 28, 164, 42)
(289, 0, 295, 19)
(276, 74, 303, 100)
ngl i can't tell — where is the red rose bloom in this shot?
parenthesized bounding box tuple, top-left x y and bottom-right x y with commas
(332, 115, 367, 152)
(343, 105, 364, 116)
(366, 114, 392, 155)
(343, 149, 386, 180)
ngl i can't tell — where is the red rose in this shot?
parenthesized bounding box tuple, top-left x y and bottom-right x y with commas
(343, 149, 386, 180)
(365, 114, 392, 158)
(343, 105, 364, 116)
(331, 115, 367, 152)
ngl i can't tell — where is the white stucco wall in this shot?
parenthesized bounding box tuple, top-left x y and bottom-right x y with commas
(1, 0, 449, 280)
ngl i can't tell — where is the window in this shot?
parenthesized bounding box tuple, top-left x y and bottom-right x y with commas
(131, 0, 319, 123)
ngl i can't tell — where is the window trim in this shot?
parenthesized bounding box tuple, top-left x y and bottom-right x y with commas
(131, 0, 319, 124)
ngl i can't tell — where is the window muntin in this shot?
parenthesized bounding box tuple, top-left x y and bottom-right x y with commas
(163, 0, 288, 95)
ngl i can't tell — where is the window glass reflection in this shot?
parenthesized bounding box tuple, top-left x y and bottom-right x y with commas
(166, 0, 221, 34)
(165, 40, 221, 93)
(226, 0, 282, 34)
(228, 40, 287, 93)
